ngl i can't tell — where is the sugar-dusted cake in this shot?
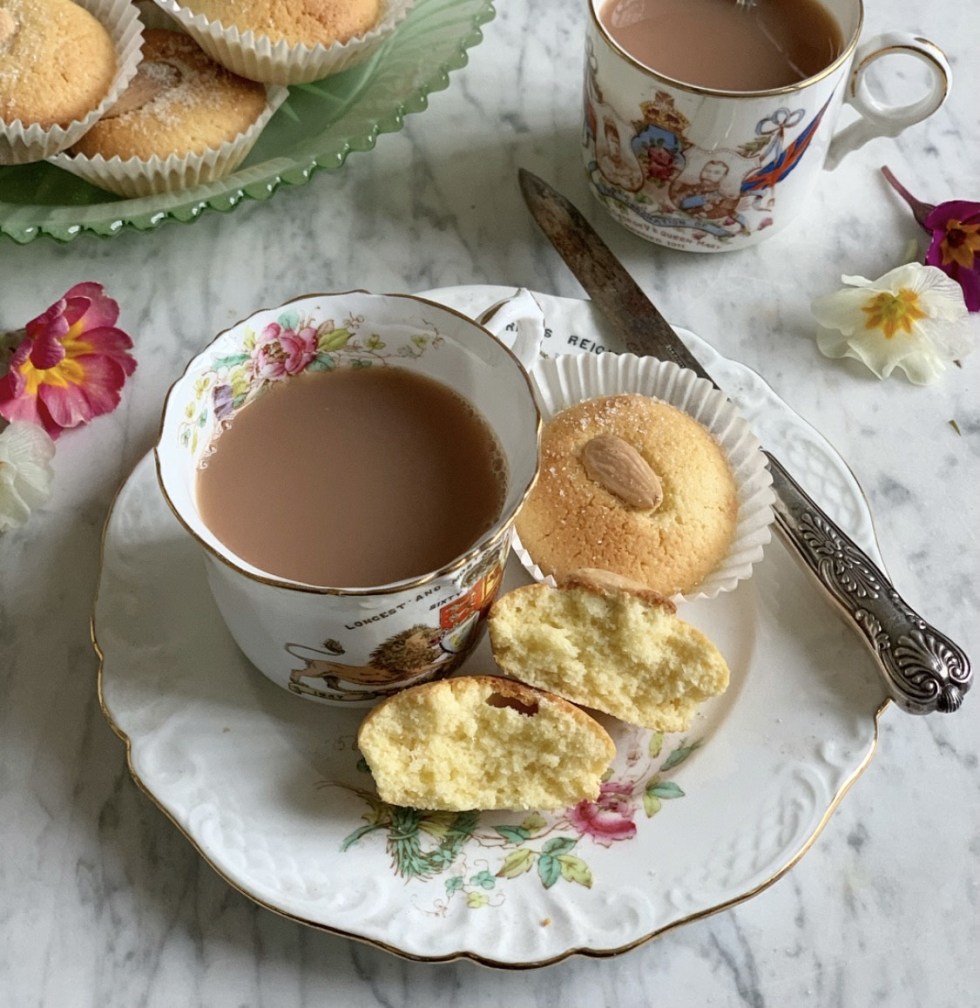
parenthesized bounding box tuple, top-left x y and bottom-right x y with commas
(515, 393, 738, 597)
(0, 0, 116, 128)
(177, 0, 382, 47)
(70, 29, 268, 160)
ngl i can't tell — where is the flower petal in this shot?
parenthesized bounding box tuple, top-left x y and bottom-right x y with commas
(0, 377, 45, 428)
(901, 264, 974, 319)
(838, 273, 876, 289)
(955, 265, 980, 312)
(811, 287, 878, 335)
(63, 282, 121, 330)
(924, 200, 980, 230)
(0, 422, 56, 532)
(78, 325, 138, 373)
(36, 356, 129, 431)
(815, 324, 946, 383)
(28, 328, 68, 369)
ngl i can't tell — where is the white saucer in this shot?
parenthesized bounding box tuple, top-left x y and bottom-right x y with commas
(94, 286, 887, 967)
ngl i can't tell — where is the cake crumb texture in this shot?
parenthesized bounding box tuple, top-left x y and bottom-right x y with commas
(0, 0, 116, 127)
(516, 394, 738, 597)
(180, 0, 382, 46)
(356, 675, 616, 811)
(488, 573, 730, 733)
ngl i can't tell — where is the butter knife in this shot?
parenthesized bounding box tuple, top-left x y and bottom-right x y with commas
(518, 168, 971, 715)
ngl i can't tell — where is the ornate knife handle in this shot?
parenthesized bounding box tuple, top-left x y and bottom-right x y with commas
(765, 451, 972, 714)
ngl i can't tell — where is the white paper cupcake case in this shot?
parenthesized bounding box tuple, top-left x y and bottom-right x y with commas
(48, 81, 288, 197)
(0, 0, 143, 165)
(515, 352, 777, 603)
(151, 0, 416, 85)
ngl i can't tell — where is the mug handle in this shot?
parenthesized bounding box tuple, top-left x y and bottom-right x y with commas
(825, 32, 951, 170)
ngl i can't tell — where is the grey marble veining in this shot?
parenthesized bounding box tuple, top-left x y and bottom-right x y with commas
(1, 0, 978, 1004)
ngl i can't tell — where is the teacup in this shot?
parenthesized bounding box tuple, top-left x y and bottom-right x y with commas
(156, 291, 540, 706)
(583, 0, 951, 252)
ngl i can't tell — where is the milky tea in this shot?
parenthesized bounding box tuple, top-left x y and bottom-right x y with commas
(196, 366, 507, 588)
(599, 0, 844, 92)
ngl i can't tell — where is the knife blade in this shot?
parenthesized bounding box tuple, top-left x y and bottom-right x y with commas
(518, 167, 971, 716)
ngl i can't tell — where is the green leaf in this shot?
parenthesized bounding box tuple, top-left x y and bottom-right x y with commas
(469, 870, 495, 890)
(542, 836, 577, 857)
(307, 355, 335, 371)
(643, 792, 662, 818)
(537, 853, 561, 889)
(520, 812, 547, 835)
(661, 741, 702, 771)
(210, 353, 250, 369)
(340, 822, 382, 851)
(495, 825, 530, 845)
(649, 781, 685, 799)
(648, 731, 664, 758)
(445, 875, 464, 894)
(277, 310, 300, 330)
(496, 847, 536, 879)
(429, 847, 455, 868)
(418, 810, 458, 840)
(557, 855, 593, 888)
(317, 326, 351, 352)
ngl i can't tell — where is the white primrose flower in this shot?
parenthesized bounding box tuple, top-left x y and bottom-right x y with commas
(0, 421, 56, 532)
(811, 263, 976, 384)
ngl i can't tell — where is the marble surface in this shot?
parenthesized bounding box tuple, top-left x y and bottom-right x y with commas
(1, 0, 977, 1003)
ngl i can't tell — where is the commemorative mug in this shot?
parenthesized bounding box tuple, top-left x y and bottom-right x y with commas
(583, 0, 951, 252)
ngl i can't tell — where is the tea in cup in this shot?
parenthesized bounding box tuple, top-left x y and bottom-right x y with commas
(156, 291, 540, 705)
(583, 0, 951, 251)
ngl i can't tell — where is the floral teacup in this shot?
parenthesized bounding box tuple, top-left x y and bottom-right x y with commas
(156, 291, 540, 705)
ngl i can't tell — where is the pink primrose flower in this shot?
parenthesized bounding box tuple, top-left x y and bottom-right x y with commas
(0, 283, 136, 439)
(882, 166, 980, 311)
(568, 780, 637, 845)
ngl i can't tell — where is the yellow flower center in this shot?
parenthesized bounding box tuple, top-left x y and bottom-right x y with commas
(940, 219, 980, 270)
(17, 320, 93, 395)
(862, 288, 927, 339)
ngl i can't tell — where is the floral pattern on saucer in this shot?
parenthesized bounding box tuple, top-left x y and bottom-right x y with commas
(336, 730, 701, 912)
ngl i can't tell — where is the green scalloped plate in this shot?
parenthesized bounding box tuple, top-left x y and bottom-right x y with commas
(0, 0, 494, 245)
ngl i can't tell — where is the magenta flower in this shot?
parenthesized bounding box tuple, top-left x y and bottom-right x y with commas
(253, 321, 318, 380)
(0, 283, 136, 439)
(568, 780, 637, 845)
(882, 166, 980, 311)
